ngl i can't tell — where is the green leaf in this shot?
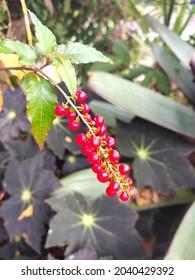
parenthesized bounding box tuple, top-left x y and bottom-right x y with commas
(90, 100, 134, 127)
(46, 193, 147, 259)
(21, 74, 58, 149)
(141, 71, 154, 87)
(28, 10, 56, 54)
(87, 71, 195, 138)
(154, 69, 170, 95)
(0, 38, 36, 65)
(151, 44, 195, 104)
(53, 57, 76, 95)
(146, 15, 194, 69)
(117, 118, 195, 193)
(54, 168, 105, 199)
(112, 39, 130, 65)
(165, 202, 195, 260)
(55, 42, 111, 64)
(127, 66, 151, 79)
(88, 55, 122, 72)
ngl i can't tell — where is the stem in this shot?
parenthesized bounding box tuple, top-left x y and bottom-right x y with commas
(0, 66, 35, 72)
(4, 1, 13, 37)
(20, 0, 33, 46)
(34, 66, 124, 187)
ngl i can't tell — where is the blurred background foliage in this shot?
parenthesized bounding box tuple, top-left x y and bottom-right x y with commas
(0, 0, 195, 260)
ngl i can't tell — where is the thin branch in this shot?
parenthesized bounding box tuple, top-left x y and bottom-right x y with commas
(0, 66, 35, 72)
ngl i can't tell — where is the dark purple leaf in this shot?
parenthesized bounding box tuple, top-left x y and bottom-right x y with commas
(117, 118, 195, 193)
(0, 154, 61, 253)
(46, 193, 147, 259)
(62, 151, 90, 176)
(0, 88, 29, 142)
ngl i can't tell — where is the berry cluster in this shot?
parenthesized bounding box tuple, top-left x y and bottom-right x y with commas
(54, 90, 134, 202)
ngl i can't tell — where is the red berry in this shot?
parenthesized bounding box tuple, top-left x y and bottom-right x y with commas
(97, 125, 107, 136)
(85, 114, 92, 123)
(75, 133, 88, 145)
(109, 149, 120, 163)
(89, 136, 101, 149)
(82, 144, 93, 155)
(88, 152, 100, 164)
(119, 164, 131, 175)
(92, 163, 103, 173)
(105, 136, 116, 148)
(106, 187, 117, 197)
(76, 90, 88, 103)
(109, 181, 120, 192)
(126, 177, 134, 186)
(97, 171, 109, 183)
(119, 191, 130, 202)
(66, 108, 77, 120)
(54, 105, 66, 117)
(68, 120, 80, 131)
(94, 115, 105, 127)
(81, 103, 90, 114)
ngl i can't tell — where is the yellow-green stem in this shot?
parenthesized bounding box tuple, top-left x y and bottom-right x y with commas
(20, 0, 32, 46)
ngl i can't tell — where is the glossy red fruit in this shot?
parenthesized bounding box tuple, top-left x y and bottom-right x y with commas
(75, 133, 88, 145)
(97, 171, 109, 183)
(94, 115, 104, 127)
(119, 164, 131, 175)
(92, 163, 102, 173)
(54, 105, 66, 117)
(106, 187, 117, 197)
(76, 90, 88, 102)
(66, 108, 77, 120)
(126, 177, 134, 186)
(68, 120, 80, 131)
(105, 136, 116, 148)
(82, 144, 93, 155)
(119, 191, 130, 202)
(97, 125, 107, 136)
(85, 114, 93, 123)
(109, 149, 120, 163)
(88, 152, 100, 164)
(89, 136, 101, 149)
(109, 181, 120, 192)
(81, 103, 90, 114)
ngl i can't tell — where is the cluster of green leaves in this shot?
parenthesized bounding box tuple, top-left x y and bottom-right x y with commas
(0, 10, 110, 149)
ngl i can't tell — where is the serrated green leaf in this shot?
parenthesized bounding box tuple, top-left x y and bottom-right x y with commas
(53, 57, 76, 95)
(0, 38, 36, 65)
(87, 71, 195, 138)
(21, 74, 58, 149)
(28, 10, 56, 54)
(146, 15, 194, 69)
(165, 202, 195, 260)
(55, 42, 111, 64)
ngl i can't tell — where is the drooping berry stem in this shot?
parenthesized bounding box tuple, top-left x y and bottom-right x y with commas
(2, 64, 134, 202)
